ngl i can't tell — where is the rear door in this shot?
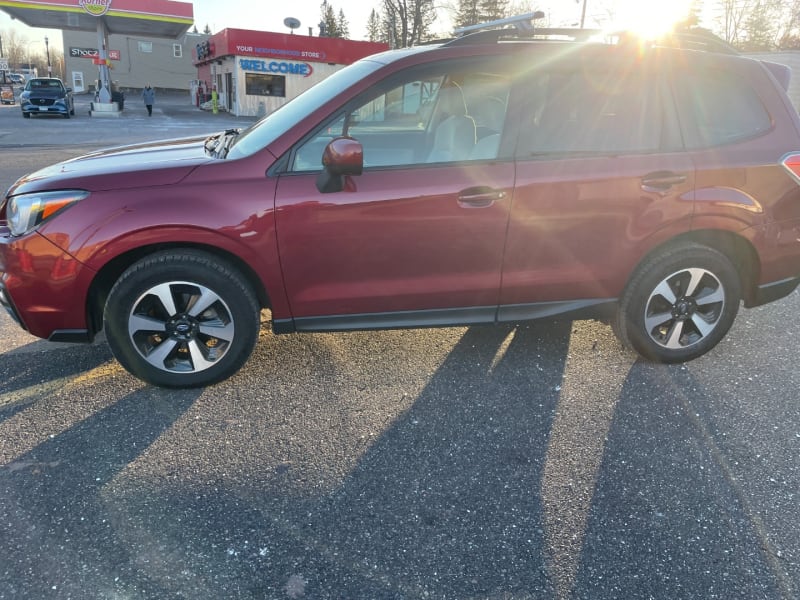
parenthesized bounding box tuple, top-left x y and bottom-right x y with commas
(499, 50, 696, 319)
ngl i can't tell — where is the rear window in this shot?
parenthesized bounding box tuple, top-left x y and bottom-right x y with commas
(673, 68, 772, 149)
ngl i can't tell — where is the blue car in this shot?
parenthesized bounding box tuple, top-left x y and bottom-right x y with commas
(20, 77, 75, 118)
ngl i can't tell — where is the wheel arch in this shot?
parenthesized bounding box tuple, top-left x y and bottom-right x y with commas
(634, 229, 760, 304)
(86, 242, 271, 336)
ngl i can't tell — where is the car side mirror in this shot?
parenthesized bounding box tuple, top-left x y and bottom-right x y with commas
(66, 87, 73, 93)
(316, 137, 363, 193)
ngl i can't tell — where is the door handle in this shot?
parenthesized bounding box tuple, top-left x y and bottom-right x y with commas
(458, 187, 507, 208)
(641, 171, 688, 193)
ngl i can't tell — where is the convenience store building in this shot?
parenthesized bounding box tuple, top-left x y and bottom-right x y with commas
(193, 29, 387, 117)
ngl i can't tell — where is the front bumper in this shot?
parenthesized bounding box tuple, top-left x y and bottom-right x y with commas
(0, 226, 94, 341)
(21, 100, 70, 115)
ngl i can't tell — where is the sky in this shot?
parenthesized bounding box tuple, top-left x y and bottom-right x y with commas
(1, 0, 706, 55)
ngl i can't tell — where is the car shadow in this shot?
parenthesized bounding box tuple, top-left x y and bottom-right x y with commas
(0, 340, 115, 423)
(0, 319, 793, 598)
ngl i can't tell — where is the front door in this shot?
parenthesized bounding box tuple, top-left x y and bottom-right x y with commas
(273, 58, 516, 328)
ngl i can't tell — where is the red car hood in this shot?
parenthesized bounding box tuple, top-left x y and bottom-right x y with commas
(8, 135, 214, 196)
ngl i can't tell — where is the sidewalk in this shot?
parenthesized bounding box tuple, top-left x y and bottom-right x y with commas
(76, 90, 256, 125)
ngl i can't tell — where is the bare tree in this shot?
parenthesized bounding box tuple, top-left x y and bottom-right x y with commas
(712, 0, 796, 50)
(0, 28, 31, 72)
(381, 0, 437, 47)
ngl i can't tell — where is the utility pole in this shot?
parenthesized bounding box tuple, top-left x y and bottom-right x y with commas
(579, 0, 588, 29)
(45, 36, 52, 77)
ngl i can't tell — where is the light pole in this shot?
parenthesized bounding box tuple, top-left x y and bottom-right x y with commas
(45, 36, 52, 77)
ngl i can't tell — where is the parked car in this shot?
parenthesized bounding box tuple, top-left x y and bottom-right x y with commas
(7, 73, 26, 86)
(19, 77, 75, 118)
(2, 21, 800, 387)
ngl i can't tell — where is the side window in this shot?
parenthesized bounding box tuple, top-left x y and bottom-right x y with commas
(519, 68, 667, 157)
(288, 60, 512, 173)
(673, 68, 772, 149)
(291, 74, 444, 172)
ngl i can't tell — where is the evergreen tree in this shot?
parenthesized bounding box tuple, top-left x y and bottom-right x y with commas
(367, 8, 383, 42)
(337, 8, 350, 39)
(320, 1, 340, 37)
(455, 0, 481, 28)
(478, 0, 508, 23)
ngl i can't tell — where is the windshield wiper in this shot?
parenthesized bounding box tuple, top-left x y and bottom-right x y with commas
(204, 129, 240, 158)
(220, 128, 241, 158)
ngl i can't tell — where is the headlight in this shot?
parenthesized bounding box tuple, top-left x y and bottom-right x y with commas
(6, 190, 89, 237)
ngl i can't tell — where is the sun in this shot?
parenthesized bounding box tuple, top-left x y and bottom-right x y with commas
(610, 0, 696, 39)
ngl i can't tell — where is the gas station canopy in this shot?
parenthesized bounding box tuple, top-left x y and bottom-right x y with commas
(0, 0, 193, 38)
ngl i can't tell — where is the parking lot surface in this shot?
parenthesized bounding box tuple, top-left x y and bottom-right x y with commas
(1, 93, 799, 599)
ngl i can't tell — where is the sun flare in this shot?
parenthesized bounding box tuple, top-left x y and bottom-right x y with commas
(610, 0, 696, 39)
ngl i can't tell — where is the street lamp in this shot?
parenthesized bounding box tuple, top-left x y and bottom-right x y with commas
(45, 36, 52, 77)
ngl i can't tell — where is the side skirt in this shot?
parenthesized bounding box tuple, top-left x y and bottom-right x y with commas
(272, 299, 617, 334)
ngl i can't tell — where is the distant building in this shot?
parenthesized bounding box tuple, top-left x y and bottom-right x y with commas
(61, 29, 205, 94)
(193, 29, 388, 117)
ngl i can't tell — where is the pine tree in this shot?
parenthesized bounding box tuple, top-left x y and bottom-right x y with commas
(337, 8, 350, 39)
(478, 0, 508, 23)
(319, 1, 338, 37)
(367, 9, 382, 42)
(455, 0, 481, 28)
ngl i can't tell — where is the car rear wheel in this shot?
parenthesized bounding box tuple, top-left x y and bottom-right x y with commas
(613, 243, 741, 363)
(22, 112, 30, 118)
(104, 250, 261, 387)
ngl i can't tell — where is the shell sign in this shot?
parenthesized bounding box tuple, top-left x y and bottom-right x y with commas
(78, 0, 112, 16)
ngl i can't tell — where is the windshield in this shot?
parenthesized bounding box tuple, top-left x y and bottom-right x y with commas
(226, 59, 385, 160)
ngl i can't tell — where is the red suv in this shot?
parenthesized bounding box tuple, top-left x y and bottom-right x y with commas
(2, 24, 800, 387)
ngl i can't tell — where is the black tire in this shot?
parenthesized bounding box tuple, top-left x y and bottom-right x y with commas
(613, 243, 741, 363)
(22, 112, 30, 118)
(104, 250, 260, 387)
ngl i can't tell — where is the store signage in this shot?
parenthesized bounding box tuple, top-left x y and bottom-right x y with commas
(236, 45, 327, 61)
(78, 0, 112, 16)
(239, 59, 313, 78)
(71, 47, 120, 60)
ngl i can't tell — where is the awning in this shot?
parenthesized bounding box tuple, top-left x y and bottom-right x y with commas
(0, 0, 193, 38)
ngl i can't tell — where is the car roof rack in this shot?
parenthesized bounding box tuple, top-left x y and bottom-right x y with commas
(446, 13, 603, 47)
(443, 13, 739, 56)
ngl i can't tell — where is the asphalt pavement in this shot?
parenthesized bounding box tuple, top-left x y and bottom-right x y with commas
(1, 96, 799, 600)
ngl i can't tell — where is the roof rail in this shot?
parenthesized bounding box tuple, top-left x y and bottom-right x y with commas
(442, 23, 739, 56)
(444, 26, 601, 47)
(452, 11, 545, 37)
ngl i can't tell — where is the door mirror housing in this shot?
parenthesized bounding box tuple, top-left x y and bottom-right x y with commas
(316, 137, 363, 193)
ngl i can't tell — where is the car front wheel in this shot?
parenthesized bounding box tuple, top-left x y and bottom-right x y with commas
(104, 250, 261, 387)
(613, 243, 741, 363)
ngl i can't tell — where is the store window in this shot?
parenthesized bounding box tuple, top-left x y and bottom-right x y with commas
(138, 41, 153, 53)
(245, 73, 286, 97)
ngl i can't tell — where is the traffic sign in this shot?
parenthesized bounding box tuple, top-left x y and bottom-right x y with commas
(0, 59, 10, 71)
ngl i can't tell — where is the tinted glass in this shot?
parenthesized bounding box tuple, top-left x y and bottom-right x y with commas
(674, 68, 772, 149)
(518, 67, 667, 157)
